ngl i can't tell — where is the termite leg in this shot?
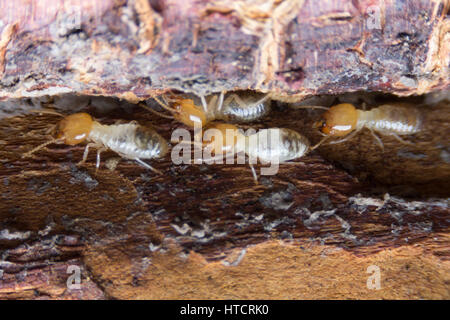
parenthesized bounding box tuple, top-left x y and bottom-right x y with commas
(78, 142, 102, 165)
(171, 139, 204, 149)
(201, 148, 236, 164)
(95, 146, 107, 173)
(328, 129, 359, 145)
(368, 128, 384, 150)
(201, 152, 225, 165)
(200, 95, 208, 113)
(162, 94, 170, 105)
(150, 94, 178, 114)
(135, 158, 162, 175)
(280, 161, 306, 165)
(217, 91, 225, 112)
(390, 133, 413, 145)
(249, 162, 258, 184)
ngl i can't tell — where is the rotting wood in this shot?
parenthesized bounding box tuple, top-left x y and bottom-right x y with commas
(0, 94, 449, 299)
(0, 0, 448, 102)
(0, 0, 449, 300)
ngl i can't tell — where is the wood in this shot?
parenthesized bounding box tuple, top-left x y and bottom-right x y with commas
(0, 0, 449, 299)
(0, 97, 449, 299)
(0, 0, 448, 102)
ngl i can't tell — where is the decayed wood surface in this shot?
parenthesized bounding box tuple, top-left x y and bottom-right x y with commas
(0, 0, 448, 104)
(0, 0, 449, 299)
(0, 94, 449, 299)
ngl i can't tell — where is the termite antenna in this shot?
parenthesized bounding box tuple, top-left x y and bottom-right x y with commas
(45, 124, 58, 135)
(151, 94, 179, 114)
(138, 102, 174, 119)
(290, 105, 330, 110)
(310, 135, 330, 151)
(22, 138, 63, 158)
(135, 158, 163, 175)
(28, 109, 65, 117)
(171, 139, 204, 148)
(253, 93, 270, 106)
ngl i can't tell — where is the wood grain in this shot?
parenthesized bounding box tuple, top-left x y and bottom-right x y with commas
(0, 96, 448, 299)
(0, 0, 449, 299)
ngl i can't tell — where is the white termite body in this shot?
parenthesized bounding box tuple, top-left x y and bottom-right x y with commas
(23, 112, 169, 174)
(205, 91, 271, 123)
(86, 121, 169, 172)
(89, 122, 168, 161)
(241, 128, 310, 163)
(149, 91, 271, 128)
(203, 124, 311, 182)
(316, 103, 423, 148)
(356, 104, 422, 135)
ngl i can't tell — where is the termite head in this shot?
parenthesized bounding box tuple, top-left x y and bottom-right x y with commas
(316, 103, 358, 136)
(203, 123, 241, 155)
(172, 97, 207, 128)
(55, 113, 94, 145)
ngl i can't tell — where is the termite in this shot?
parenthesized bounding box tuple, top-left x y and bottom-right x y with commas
(141, 91, 271, 128)
(182, 123, 317, 182)
(311, 103, 422, 149)
(23, 111, 169, 174)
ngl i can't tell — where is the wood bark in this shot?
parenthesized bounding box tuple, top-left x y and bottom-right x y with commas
(0, 0, 448, 104)
(0, 0, 449, 299)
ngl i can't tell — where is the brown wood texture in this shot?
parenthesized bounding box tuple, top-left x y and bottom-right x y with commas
(0, 0, 448, 103)
(0, 94, 449, 299)
(0, 0, 449, 299)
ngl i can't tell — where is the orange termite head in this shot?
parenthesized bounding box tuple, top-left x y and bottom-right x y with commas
(56, 113, 94, 145)
(172, 97, 207, 128)
(316, 103, 358, 137)
(203, 123, 241, 155)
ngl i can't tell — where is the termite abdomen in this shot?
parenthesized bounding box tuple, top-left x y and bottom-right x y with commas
(247, 128, 310, 163)
(217, 92, 271, 122)
(279, 128, 311, 161)
(134, 126, 169, 158)
(359, 104, 422, 135)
